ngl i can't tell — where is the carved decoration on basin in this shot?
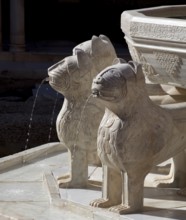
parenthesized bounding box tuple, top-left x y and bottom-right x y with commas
(154, 51, 182, 79)
(121, 5, 186, 88)
(130, 22, 186, 42)
(127, 44, 157, 81)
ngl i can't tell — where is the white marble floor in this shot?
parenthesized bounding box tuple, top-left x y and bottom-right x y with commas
(0, 142, 186, 220)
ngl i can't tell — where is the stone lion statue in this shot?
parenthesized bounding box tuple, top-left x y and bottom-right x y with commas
(90, 59, 186, 213)
(48, 35, 117, 188)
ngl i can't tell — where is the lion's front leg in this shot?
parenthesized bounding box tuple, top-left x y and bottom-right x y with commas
(90, 165, 122, 208)
(109, 166, 148, 214)
(58, 148, 88, 188)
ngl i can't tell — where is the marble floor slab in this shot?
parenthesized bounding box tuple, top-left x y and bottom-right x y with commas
(0, 142, 185, 220)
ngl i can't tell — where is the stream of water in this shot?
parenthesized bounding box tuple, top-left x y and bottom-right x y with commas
(48, 92, 59, 142)
(71, 94, 93, 161)
(24, 77, 59, 150)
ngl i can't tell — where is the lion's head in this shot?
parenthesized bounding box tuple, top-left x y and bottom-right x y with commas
(73, 35, 117, 75)
(91, 59, 145, 105)
(48, 50, 93, 96)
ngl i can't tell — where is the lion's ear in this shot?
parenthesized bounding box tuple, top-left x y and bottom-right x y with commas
(99, 34, 111, 43)
(73, 48, 84, 55)
(128, 60, 137, 72)
(112, 58, 127, 65)
(128, 61, 144, 81)
(76, 49, 93, 77)
(91, 35, 103, 56)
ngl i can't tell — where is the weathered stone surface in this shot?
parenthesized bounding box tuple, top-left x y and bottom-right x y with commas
(48, 35, 117, 188)
(121, 5, 186, 193)
(121, 5, 186, 89)
(90, 60, 186, 214)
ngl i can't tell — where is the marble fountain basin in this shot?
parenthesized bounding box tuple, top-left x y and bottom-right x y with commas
(121, 5, 186, 89)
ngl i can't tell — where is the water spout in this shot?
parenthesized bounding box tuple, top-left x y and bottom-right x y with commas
(45, 77, 50, 82)
(71, 94, 93, 160)
(48, 92, 59, 142)
(24, 77, 51, 151)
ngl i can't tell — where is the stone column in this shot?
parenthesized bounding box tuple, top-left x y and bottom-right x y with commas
(10, 0, 25, 52)
(0, 0, 2, 50)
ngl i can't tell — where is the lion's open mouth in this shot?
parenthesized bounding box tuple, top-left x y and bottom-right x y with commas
(48, 76, 60, 87)
(91, 88, 116, 101)
(48, 74, 70, 91)
(92, 88, 99, 97)
(48, 76, 55, 83)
